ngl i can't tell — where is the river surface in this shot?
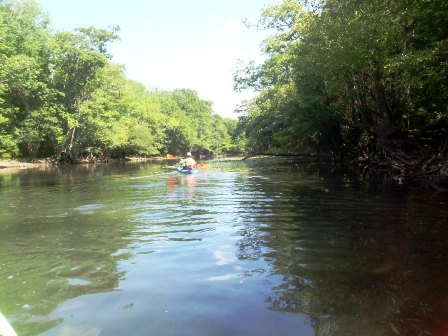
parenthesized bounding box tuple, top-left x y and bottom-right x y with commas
(1, 160, 448, 336)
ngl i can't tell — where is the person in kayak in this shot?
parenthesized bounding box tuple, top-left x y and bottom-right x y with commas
(179, 152, 196, 170)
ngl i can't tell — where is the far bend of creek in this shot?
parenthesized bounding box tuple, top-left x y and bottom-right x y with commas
(1, 160, 448, 336)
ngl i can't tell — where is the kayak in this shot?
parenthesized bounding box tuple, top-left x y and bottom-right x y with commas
(177, 165, 199, 174)
(177, 166, 199, 174)
(0, 312, 17, 336)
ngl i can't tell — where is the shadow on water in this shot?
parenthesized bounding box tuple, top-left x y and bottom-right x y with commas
(232, 162, 448, 336)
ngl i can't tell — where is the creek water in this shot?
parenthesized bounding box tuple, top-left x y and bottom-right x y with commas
(0, 160, 447, 336)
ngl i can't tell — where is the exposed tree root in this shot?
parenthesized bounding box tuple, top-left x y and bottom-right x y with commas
(359, 134, 448, 192)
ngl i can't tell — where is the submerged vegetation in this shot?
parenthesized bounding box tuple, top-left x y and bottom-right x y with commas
(0, 0, 242, 162)
(234, 0, 448, 187)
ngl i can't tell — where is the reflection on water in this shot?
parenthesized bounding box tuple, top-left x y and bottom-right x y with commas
(237, 173, 448, 336)
(0, 161, 447, 336)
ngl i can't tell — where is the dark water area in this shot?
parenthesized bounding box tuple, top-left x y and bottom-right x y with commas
(0, 160, 447, 336)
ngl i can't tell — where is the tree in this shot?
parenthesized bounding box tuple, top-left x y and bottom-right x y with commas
(234, 0, 448, 160)
(171, 89, 215, 155)
(50, 26, 118, 157)
(0, 0, 57, 158)
(0, 0, 238, 160)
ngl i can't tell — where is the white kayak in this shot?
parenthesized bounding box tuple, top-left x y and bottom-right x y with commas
(0, 312, 17, 336)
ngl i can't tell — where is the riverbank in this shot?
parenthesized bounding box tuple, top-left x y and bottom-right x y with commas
(0, 157, 168, 174)
(2, 156, 447, 193)
(0, 159, 43, 170)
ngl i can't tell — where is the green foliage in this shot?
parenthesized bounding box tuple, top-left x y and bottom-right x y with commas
(0, 0, 55, 158)
(75, 26, 120, 57)
(168, 88, 232, 156)
(235, 0, 448, 156)
(0, 133, 19, 159)
(0, 0, 238, 160)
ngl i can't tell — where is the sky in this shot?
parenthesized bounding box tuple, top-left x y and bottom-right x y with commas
(35, 0, 279, 118)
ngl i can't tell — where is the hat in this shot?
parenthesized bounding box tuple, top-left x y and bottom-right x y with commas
(186, 152, 192, 157)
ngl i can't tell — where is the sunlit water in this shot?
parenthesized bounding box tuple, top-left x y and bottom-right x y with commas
(1, 161, 448, 336)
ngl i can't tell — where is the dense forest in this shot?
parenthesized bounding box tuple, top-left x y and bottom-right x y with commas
(1, 0, 447, 185)
(234, 0, 448, 184)
(0, 0, 243, 162)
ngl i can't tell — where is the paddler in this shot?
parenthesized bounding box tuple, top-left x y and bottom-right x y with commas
(179, 152, 196, 170)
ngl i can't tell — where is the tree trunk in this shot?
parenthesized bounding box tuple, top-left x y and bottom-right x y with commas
(374, 70, 396, 148)
(67, 127, 76, 153)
